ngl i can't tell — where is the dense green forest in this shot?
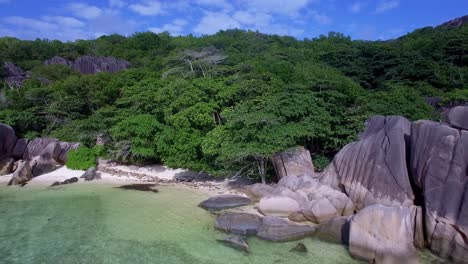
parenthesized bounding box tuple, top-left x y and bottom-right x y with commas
(0, 23, 467, 180)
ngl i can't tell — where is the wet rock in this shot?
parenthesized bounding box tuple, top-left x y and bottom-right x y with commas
(8, 160, 32, 186)
(51, 177, 79, 187)
(290, 243, 307, 253)
(258, 196, 300, 217)
(80, 167, 100, 181)
(217, 235, 249, 253)
(257, 216, 316, 242)
(199, 194, 251, 211)
(215, 212, 262, 235)
(446, 106, 468, 130)
(410, 120, 468, 262)
(118, 184, 158, 193)
(319, 116, 415, 210)
(174, 171, 211, 182)
(348, 205, 420, 264)
(316, 216, 350, 245)
(272, 146, 315, 179)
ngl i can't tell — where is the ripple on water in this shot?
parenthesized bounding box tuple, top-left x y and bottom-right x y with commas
(0, 184, 445, 264)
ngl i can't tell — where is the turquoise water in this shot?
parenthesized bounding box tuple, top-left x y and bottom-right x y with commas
(0, 184, 443, 264)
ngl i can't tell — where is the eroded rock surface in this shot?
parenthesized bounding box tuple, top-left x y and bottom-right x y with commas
(272, 146, 315, 179)
(410, 120, 468, 262)
(257, 216, 316, 242)
(2, 62, 28, 89)
(72, 56, 130, 74)
(80, 167, 100, 181)
(215, 213, 262, 235)
(8, 160, 32, 186)
(320, 116, 415, 210)
(217, 235, 249, 252)
(348, 205, 422, 264)
(446, 106, 468, 130)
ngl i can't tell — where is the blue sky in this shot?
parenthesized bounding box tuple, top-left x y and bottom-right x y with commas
(0, 0, 466, 41)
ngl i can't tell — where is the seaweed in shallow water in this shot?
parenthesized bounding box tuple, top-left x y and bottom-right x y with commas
(117, 184, 159, 193)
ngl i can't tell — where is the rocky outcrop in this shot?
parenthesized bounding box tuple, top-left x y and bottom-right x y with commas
(316, 216, 350, 244)
(174, 171, 211, 182)
(215, 213, 262, 235)
(272, 146, 315, 179)
(80, 167, 100, 181)
(348, 205, 422, 264)
(320, 116, 415, 210)
(447, 106, 468, 130)
(51, 177, 79, 187)
(256, 216, 316, 242)
(23, 138, 78, 164)
(12, 138, 29, 159)
(199, 194, 251, 211)
(71, 56, 130, 74)
(410, 120, 468, 262)
(8, 160, 32, 186)
(243, 183, 277, 202)
(2, 62, 28, 89)
(44, 56, 72, 66)
(0, 124, 17, 161)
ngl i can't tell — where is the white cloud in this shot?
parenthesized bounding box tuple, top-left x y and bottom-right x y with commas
(109, 0, 126, 8)
(42, 16, 85, 28)
(149, 19, 187, 35)
(3, 16, 58, 32)
(374, 0, 399, 14)
(309, 11, 332, 25)
(195, 0, 233, 11)
(129, 1, 164, 16)
(349, 2, 365, 13)
(69, 3, 103, 19)
(232, 11, 271, 27)
(194, 12, 241, 35)
(241, 0, 313, 16)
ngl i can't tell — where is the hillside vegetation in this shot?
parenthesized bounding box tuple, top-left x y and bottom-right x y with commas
(0, 23, 466, 179)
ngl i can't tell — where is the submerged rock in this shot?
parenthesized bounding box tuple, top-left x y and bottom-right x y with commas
(290, 243, 308, 254)
(118, 184, 158, 193)
(215, 212, 262, 235)
(257, 216, 316, 242)
(348, 205, 421, 264)
(272, 146, 315, 179)
(217, 235, 249, 253)
(199, 194, 251, 211)
(80, 167, 100, 181)
(319, 116, 415, 210)
(51, 177, 79, 187)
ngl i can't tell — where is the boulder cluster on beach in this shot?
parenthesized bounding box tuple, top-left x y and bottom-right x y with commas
(199, 107, 468, 264)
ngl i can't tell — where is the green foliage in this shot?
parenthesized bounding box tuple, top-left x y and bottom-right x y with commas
(312, 154, 331, 172)
(66, 146, 97, 170)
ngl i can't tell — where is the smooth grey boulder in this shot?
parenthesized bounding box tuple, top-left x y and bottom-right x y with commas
(215, 213, 262, 235)
(8, 160, 32, 186)
(319, 116, 415, 210)
(410, 120, 468, 262)
(0, 123, 17, 161)
(272, 146, 315, 179)
(348, 205, 421, 264)
(242, 183, 277, 202)
(217, 235, 249, 253)
(80, 167, 100, 181)
(12, 138, 29, 159)
(174, 171, 211, 182)
(51, 177, 79, 187)
(316, 216, 350, 245)
(447, 106, 468, 130)
(199, 194, 251, 211)
(258, 196, 300, 217)
(72, 55, 130, 74)
(22, 138, 78, 164)
(257, 216, 316, 242)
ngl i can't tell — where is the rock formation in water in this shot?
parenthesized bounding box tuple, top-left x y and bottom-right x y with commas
(199, 194, 251, 211)
(0, 123, 79, 185)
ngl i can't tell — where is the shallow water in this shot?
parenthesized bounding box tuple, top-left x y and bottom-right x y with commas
(0, 184, 445, 264)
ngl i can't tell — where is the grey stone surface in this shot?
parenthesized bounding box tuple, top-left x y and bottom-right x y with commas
(199, 194, 251, 211)
(215, 213, 262, 235)
(272, 146, 315, 179)
(447, 106, 468, 130)
(257, 216, 316, 242)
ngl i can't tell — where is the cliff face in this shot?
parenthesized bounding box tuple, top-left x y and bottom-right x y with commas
(45, 55, 131, 75)
(2, 62, 29, 89)
(438, 15, 468, 28)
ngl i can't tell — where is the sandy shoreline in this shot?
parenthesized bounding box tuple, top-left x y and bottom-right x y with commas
(0, 165, 245, 197)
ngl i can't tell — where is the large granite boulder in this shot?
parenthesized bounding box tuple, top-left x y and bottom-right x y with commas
(2, 62, 28, 89)
(8, 160, 32, 186)
(23, 138, 78, 164)
(0, 158, 14, 175)
(320, 116, 415, 210)
(242, 183, 277, 202)
(72, 56, 130, 75)
(12, 138, 29, 159)
(316, 216, 350, 244)
(215, 213, 262, 235)
(0, 123, 17, 161)
(410, 120, 468, 262)
(44, 56, 72, 66)
(348, 205, 422, 264)
(446, 106, 468, 130)
(199, 194, 251, 211)
(258, 196, 300, 217)
(80, 167, 100, 181)
(257, 216, 316, 242)
(272, 146, 315, 179)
